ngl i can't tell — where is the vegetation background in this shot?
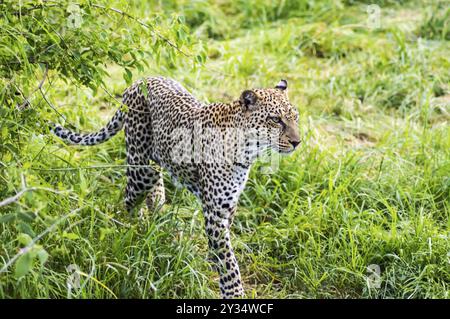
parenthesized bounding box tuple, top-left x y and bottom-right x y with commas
(0, 0, 449, 298)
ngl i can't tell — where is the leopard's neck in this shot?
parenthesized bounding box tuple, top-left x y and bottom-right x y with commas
(205, 101, 246, 128)
(203, 101, 260, 168)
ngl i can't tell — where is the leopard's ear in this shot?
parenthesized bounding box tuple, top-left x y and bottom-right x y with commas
(275, 79, 288, 91)
(240, 90, 258, 111)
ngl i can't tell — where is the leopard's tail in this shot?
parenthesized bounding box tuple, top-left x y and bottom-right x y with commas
(51, 108, 125, 146)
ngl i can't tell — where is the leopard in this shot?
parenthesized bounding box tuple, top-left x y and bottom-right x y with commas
(52, 76, 300, 298)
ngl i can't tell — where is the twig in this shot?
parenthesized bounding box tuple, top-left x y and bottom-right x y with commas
(29, 164, 163, 173)
(100, 84, 125, 112)
(39, 85, 67, 122)
(0, 187, 69, 208)
(18, 63, 48, 109)
(91, 3, 191, 58)
(0, 188, 34, 208)
(11, 4, 60, 16)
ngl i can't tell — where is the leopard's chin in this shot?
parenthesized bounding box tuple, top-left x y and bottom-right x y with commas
(274, 145, 295, 154)
(279, 148, 294, 154)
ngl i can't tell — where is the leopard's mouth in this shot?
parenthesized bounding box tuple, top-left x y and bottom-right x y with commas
(273, 144, 295, 154)
(278, 148, 295, 154)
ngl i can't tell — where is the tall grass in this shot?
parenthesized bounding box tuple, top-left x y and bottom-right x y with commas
(0, 0, 449, 298)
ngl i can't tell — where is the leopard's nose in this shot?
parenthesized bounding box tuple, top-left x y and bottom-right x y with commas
(289, 140, 300, 148)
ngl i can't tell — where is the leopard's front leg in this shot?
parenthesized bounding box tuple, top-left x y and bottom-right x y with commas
(203, 205, 244, 298)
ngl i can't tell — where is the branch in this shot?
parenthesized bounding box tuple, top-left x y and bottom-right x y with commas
(29, 164, 163, 172)
(18, 63, 48, 109)
(0, 186, 67, 208)
(11, 4, 60, 16)
(0, 188, 35, 208)
(39, 84, 68, 122)
(92, 4, 191, 58)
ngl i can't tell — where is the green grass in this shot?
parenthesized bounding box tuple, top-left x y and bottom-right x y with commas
(1, 0, 449, 298)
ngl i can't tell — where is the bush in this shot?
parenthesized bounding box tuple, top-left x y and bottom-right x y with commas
(0, 0, 199, 196)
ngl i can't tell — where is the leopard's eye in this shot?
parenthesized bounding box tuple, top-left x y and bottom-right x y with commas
(268, 116, 282, 123)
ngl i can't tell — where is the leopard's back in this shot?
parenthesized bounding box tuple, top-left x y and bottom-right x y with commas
(123, 77, 204, 192)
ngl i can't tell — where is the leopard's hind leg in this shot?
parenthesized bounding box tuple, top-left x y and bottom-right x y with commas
(123, 118, 164, 215)
(145, 172, 165, 211)
(124, 159, 163, 215)
(124, 134, 165, 214)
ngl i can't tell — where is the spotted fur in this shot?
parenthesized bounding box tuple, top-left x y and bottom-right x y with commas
(52, 76, 300, 298)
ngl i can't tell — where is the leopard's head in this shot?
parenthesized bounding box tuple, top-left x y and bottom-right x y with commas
(239, 80, 300, 154)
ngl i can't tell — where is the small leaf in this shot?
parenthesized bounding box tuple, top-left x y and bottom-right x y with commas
(123, 68, 133, 85)
(99, 227, 113, 241)
(17, 233, 33, 246)
(139, 80, 149, 98)
(17, 211, 35, 223)
(63, 232, 79, 240)
(37, 249, 49, 265)
(1, 126, 8, 138)
(0, 213, 15, 224)
(3, 152, 12, 162)
(17, 222, 36, 237)
(15, 252, 33, 279)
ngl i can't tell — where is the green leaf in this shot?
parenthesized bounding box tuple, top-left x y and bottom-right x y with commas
(123, 68, 133, 85)
(17, 233, 33, 246)
(99, 227, 114, 241)
(1, 126, 8, 138)
(15, 252, 33, 279)
(17, 222, 36, 238)
(139, 80, 149, 98)
(37, 249, 49, 266)
(0, 213, 16, 224)
(17, 211, 35, 223)
(63, 232, 80, 240)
